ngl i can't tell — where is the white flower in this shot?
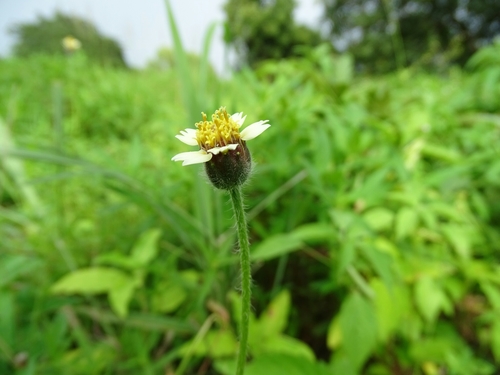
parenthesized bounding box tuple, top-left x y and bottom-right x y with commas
(171, 107, 270, 166)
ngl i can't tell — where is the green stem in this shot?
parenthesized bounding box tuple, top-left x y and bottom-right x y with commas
(229, 187, 251, 375)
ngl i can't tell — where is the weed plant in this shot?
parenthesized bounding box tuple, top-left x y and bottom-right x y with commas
(1, 8, 500, 375)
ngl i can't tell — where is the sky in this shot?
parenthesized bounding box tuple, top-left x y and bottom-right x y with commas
(0, 0, 323, 73)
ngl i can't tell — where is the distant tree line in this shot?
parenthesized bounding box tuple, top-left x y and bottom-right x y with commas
(9, 12, 126, 68)
(8, 1, 500, 73)
(223, 0, 324, 68)
(321, 0, 500, 72)
(224, 0, 500, 72)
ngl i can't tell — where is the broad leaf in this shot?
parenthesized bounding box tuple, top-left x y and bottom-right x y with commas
(52, 267, 132, 294)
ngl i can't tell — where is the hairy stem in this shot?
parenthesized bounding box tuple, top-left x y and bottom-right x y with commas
(229, 187, 251, 375)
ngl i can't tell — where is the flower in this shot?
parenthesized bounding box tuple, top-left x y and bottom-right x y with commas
(172, 107, 270, 166)
(172, 107, 270, 189)
(62, 36, 81, 53)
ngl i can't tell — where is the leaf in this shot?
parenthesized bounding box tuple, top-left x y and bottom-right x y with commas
(177, 329, 237, 358)
(0, 291, 14, 347)
(409, 337, 450, 363)
(491, 319, 500, 362)
(363, 208, 394, 232)
(336, 241, 356, 278)
(109, 279, 137, 318)
(480, 282, 500, 310)
(51, 267, 132, 295)
(244, 353, 331, 375)
(0, 254, 42, 288)
(441, 224, 471, 260)
(130, 228, 161, 267)
(256, 290, 291, 337)
(326, 316, 341, 349)
(251, 234, 303, 261)
(414, 275, 451, 323)
(0, 118, 43, 214)
(329, 350, 357, 375)
(152, 281, 187, 313)
(260, 335, 315, 361)
(371, 278, 407, 342)
(95, 252, 136, 270)
(404, 138, 425, 170)
(421, 143, 461, 163)
(395, 207, 419, 240)
(336, 292, 378, 371)
(360, 243, 395, 287)
(291, 223, 334, 243)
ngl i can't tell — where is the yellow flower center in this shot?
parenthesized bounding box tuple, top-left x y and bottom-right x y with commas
(195, 107, 241, 150)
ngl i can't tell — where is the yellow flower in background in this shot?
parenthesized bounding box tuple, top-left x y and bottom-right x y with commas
(62, 35, 81, 53)
(172, 107, 270, 189)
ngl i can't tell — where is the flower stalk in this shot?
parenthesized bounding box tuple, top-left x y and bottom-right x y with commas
(229, 187, 251, 375)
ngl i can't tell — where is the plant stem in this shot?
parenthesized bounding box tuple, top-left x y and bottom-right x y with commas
(229, 187, 251, 375)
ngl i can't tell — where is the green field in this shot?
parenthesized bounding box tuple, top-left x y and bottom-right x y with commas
(1, 22, 500, 375)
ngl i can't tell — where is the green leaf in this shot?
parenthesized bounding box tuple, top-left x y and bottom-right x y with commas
(260, 335, 315, 361)
(480, 282, 500, 310)
(0, 118, 43, 214)
(51, 267, 132, 295)
(441, 224, 471, 260)
(371, 278, 407, 342)
(363, 208, 394, 232)
(336, 241, 356, 278)
(395, 207, 419, 240)
(108, 279, 137, 318)
(291, 223, 334, 243)
(0, 254, 42, 288)
(330, 350, 357, 375)
(414, 275, 451, 323)
(336, 292, 378, 371)
(491, 319, 500, 362)
(360, 243, 395, 287)
(244, 353, 331, 375)
(327, 315, 341, 349)
(178, 329, 238, 358)
(95, 252, 136, 270)
(0, 291, 14, 347)
(409, 337, 451, 363)
(152, 281, 187, 313)
(251, 234, 303, 261)
(130, 228, 161, 266)
(256, 290, 290, 337)
(421, 143, 461, 162)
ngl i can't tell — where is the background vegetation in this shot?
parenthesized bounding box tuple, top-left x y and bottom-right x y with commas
(1, 1, 500, 374)
(9, 12, 126, 67)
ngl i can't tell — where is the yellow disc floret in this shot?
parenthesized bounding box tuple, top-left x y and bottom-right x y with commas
(195, 107, 241, 150)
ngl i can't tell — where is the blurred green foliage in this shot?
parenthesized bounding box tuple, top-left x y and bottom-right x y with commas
(1, 15, 500, 375)
(10, 12, 126, 68)
(321, 0, 500, 73)
(223, 0, 324, 67)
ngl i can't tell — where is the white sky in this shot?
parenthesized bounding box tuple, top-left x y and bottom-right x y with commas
(0, 0, 323, 73)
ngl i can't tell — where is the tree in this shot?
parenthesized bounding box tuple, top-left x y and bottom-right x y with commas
(224, 0, 324, 67)
(321, 0, 500, 73)
(10, 12, 126, 67)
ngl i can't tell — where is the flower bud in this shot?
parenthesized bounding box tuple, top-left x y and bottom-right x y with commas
(205, 141, 251, 190)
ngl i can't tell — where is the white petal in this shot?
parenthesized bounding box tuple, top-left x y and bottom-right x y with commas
(171, 150, 212, 166)
(175, 128, 198, 146)
(240, 120, 270, 141)
(230, 112, 247, 127)
(208, 143, 239, 155)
